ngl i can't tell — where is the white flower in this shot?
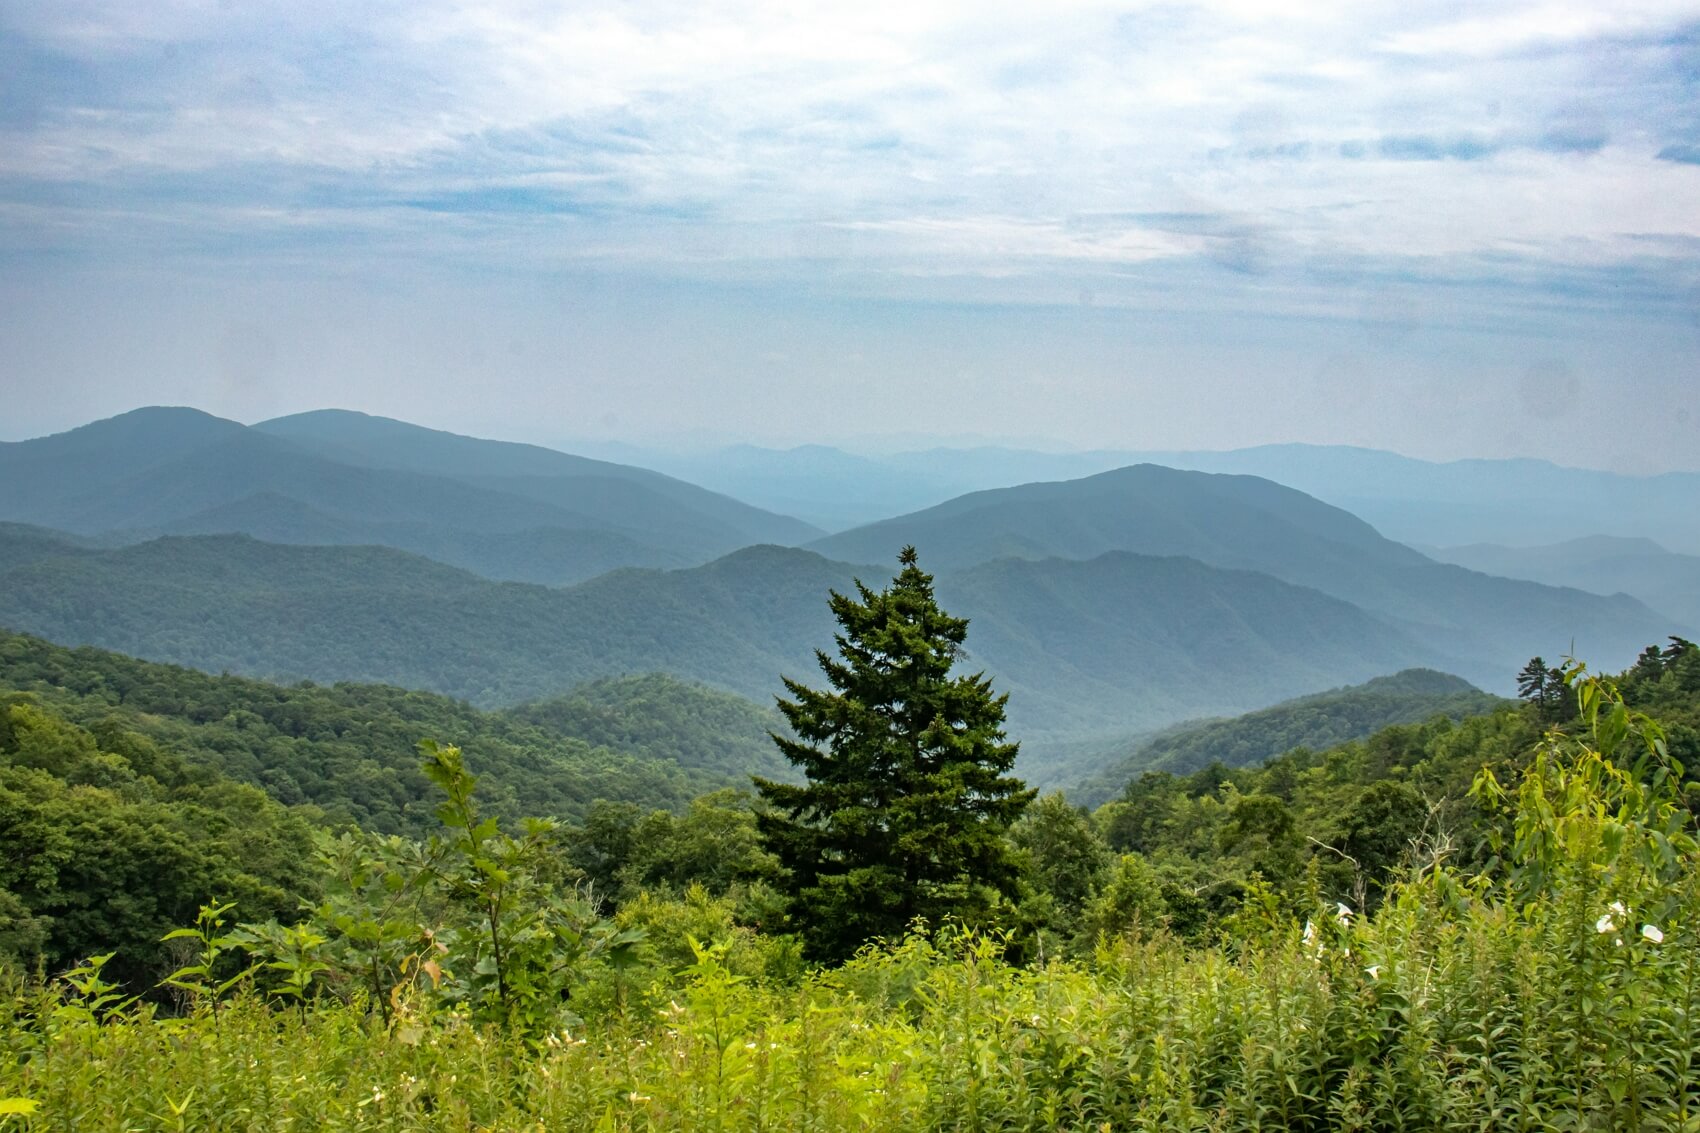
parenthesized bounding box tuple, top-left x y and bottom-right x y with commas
(1335, 902, 1353, 926)
(1365, 964, 1382, 979)
(1642, 924, 1664, 944)
(1596, 914, 1617, 934)
(1610, 900, 1629, 918)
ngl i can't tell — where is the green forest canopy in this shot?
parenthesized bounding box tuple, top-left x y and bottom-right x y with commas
(0, 629, 767, 835)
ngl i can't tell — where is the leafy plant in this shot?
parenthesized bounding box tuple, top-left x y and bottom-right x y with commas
(158, 902, 259, 1017)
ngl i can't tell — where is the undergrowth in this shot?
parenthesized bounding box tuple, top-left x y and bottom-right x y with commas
(1, 668, 1696, 1131)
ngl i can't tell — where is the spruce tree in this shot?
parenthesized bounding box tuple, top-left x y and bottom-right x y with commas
(754, 546, 1035, 961)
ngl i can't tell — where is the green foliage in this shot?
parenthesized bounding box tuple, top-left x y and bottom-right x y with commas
(2, 660, 1700, 1129)
(0, 629, 732, 834)
(0, 698, 317, 989)
(756, 548, 1035, 961)
(564, 791, 783, 910)
(507, 674, 799, 784)
(1068, 667, 1506, 805)
(415, 739, 624, 1034)
(1097, 701, 1544, 930)
(1517, 655, 1570, 722)
(1076, 851, 1169, 946)
(210, 738, 646, 1039)
(158, 902, 260, 1013)
(229, 920, 331, 1004)
(1007, 793, 1110, 950)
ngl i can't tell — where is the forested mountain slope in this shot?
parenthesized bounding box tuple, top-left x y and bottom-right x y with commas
(1066, 668, 1506, 806)
(808, 464, 1674, 684)
(0, 691, 322, 988)
(504, 672, 798, 784)
(1096, 638, 1700, 925)
(934, 552, 1447, 737)
(0, 630, 751, 834)
(0, 528, 1442, 742)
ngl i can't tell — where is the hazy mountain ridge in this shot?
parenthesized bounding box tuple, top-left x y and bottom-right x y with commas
(0, 408, 819, 586)
(608, 439, 1700, 553)
(935, 551, 1451, 738)
(0, 527, 1449, 750)
(807, 463, 1674, 684)
(2, 408, 1682, 772)
(1426, 536, 1700, 631)
(254, 410, 821, 548)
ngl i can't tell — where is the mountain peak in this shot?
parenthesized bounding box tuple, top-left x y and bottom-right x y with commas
(11, 406, 245, 449)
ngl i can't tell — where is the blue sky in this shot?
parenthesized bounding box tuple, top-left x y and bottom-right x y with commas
(1, 1, 1697, 471)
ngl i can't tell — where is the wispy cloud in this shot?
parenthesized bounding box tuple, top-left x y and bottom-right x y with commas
(1, 0, 1697, 316)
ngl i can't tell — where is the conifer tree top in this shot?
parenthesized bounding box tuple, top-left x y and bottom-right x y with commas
(754, 546, 1034, 961)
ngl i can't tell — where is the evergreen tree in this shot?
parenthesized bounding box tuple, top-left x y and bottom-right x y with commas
(1517, 656, 1568, 722)
(1516, 656, 1550, 706)
(754, 546, 1035, 961)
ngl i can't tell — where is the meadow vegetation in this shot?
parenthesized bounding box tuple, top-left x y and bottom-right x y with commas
(1, 615, 1698, 1127)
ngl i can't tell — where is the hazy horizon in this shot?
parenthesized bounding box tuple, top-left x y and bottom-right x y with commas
(10, 402, 1700, 483)
(3, 2, 1697, 473)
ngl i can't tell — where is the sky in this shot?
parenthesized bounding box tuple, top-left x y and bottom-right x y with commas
(1, 1, 1698, 471)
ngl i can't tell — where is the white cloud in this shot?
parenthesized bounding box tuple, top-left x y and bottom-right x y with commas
(2, 0, 1698, 304)
(1378, 2, 1698, 56)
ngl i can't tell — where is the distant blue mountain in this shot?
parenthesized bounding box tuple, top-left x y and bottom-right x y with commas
(612, 439, 1700, 553)
(1427, 536, 1700, 631)
(806, 464, 1679, 687)
(0, 407, 820, 585)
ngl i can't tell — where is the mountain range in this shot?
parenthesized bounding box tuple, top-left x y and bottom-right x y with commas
(807, 464, 1676, 683)
(0, 408, 819, 586)
(606, 439, 1700, 554)
(0, 528, 1449, 758)
(0, 407, 1688, 780)
(1424, 536, 1700, 632)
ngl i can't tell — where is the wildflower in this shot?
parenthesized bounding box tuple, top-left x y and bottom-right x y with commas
(1302, 920, 1318, 946)
(1334, 902, 1353, 926)
(1610, 900, 1629, 918)
(1365, 964, 1382, 979)
(627, 1092, 651, 1104)
(1643, 924, 1665, 944)
(1596, 913, 1617, 934)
